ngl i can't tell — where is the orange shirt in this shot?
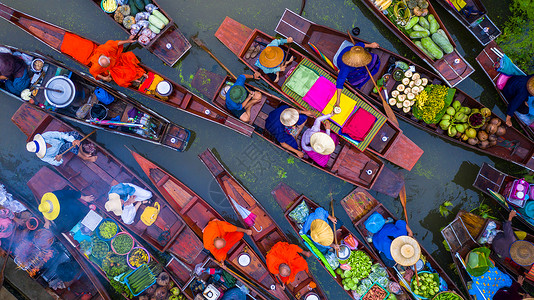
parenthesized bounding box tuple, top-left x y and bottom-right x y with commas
(89, 40, 145, 87)
(266, 241, 309, 284)
(203, 220, 243, 262)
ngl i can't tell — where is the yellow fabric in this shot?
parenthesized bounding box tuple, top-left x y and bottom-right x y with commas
(515, 231, 527, 240)
(310, 219, 334, 246)
(450, 0, 466, 11)
(141, 202, 160, 226)
(145, 74, 164, 95)
(322, 91, 357, 126)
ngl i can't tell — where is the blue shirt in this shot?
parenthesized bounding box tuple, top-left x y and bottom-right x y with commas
(503, 75, 534, 116)
(109, 183, 136, 201)
(372, 220, 407, 261)
(335, 42, 365, 89)
(265, 105, 307, 149)
(40, 131, 76, 166)
(254, 39, 288, 74)
(300, 207, 332, 253)
(225, 75, 247, 111)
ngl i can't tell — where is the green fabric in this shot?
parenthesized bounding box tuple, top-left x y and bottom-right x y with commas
(301, 234, 336, 278)
(289, 201, 310, 224)
(466, 247, 492, 277)
(284, 65, 320, 97)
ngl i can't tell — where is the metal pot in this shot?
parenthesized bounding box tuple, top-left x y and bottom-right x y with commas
(44, 76, 83, 108)
(304, 292, 320, 300)
(156, 80, 173, 97)
(90, 103, 108, 120)
(336, 244, 352, 264)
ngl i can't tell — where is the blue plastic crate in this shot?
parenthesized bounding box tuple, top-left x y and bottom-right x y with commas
(124, 263, 156, 296)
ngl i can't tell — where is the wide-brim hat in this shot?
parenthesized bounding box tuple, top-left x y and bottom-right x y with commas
(280, 108, 299, 127)
(510, 240, 534, 266)
(39, 192, 60, 221)
(527, 77, 534, 96)
(105, 193, 123, 216)
(26, 134, 46, 159)
(259, 46, 284, 68)
(310, 132, 335, 155)
(465, 247, 491, 277)
(342, 46, 372, 68)
(228, 85, 247, 104)
(390, 236, 421, 266)
(310, 219, 334, 246)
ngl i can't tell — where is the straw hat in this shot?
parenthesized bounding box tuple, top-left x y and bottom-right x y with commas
(105, 193, 123, 216)
(390, 236, 421, 266)
(310, 132, 335, 155)
(342, 46, 372, 68)
(26, 134, 47, 159)
(280, 108, 300, 127)
(228, 85, 247, 104)
(510, 240, 534, 266)
(527, 77, 534, 96)
(310, 219, 334, 246)
(38, 192, 60, 221)
(259, 46, 284, 68)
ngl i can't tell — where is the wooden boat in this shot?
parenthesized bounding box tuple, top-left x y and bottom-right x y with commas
(473, 162, 534, 233)
(0, 44, 190, 152)
(340, 187, 465, 299)
(270, 182, 411, 299)
(130, 149, 291, 300)
(192, 69, 404, 197)
(443, 210, 534, 293)
(0, 2, 255, 137)
(433, 0, 500, 45)
(215, 16, 423, 171)
(475, 41, 534, 139)
(275, 9, 534, 171)
(0, 181, 110, 300)
(12, 103, 205, 265)
(356, 0, 475, 87)
(199, 148, 327, 299)
(88, 0, 191, 66)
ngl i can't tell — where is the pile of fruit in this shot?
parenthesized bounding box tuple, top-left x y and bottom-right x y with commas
(411, 272, 440, 299)
(412, 84, 452, 123)
(388, 70, 428, 113)
(128, 247, 150, 268)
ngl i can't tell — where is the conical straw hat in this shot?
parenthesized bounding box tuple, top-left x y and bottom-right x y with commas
(342, 46, 372, 68)
(310, 132, 335, 155)
(259, 46, 284, 68)
(390, 236, 421, 266)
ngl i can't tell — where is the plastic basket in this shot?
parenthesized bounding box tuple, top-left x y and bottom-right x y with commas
(101, 0, 117, 13)
(127, 247, 151, 269)
(362, 282, 390, 300)
(96, 218, 119, 241)
(431, 291, 465, 300)
(124, 263, 156, 296)
(111, 232, 134, 255)
(410, 271, 440, 300)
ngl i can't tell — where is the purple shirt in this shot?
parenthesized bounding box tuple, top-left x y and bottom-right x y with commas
(0, 53, 26, 80)
(492, 220, 517, 258)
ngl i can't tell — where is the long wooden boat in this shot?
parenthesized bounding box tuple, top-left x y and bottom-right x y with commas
(199, 148, 327, 299)
(192, 69, 404, 197)
(26, 168, 197, 300)
(475, 41, 534, 139)
(88, 0, 190, 66)
(433, 0, 500, 45)
(340, 188, 465, 299)
(0, 2, 254, 137)
(215, 17, 423, 171)
(1, 44, 190, 151)
(356, 0, 474, 87)
(275, 9, 534, 171)
(443, 210, 534, 293)
(12, 103, 204, 265)
(270, 182, 413, 299)
(0, 181, 110, 300)
(130, 150, 291, 300)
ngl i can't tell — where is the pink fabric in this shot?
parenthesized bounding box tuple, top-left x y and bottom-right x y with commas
(304, 131, 339, 167)
(496, 74, 511, 90)
(342, 108, 376, 141)
(303, 76, 337, 111)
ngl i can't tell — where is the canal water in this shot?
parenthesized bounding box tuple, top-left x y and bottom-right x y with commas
(0, 0, 527, 298)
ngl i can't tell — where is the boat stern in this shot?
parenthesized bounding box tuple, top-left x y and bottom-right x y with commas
(215, 16, 253, 56)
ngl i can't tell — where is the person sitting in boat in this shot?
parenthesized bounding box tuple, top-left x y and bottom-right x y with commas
(266, 241, 312, 289)
(254, 37, 294, 83)
(491, 210, 517, 259)
(333, 42, 380, 109)
(301, 114, 338, 167)
(89, 37, 147, 88)
(105, 183, 152, 225)
(265, 105, 314, 158)
(0, 52, 32, 96)
(203, 219, 252, 264)
(493, 276, 531, 300)
(299, 206, 342, 254)
(38, 190, 95, 232)
(503, 75, 534, 127)
(371, 218, 413, 267)
(225, 72, 263, 123)
(26, 131, 98, 166)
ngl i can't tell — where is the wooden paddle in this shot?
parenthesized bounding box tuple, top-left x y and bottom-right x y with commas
(299, 0, 307, 15)
(124, 25, 145, 52)
(345, 30, 399, 127)
(330, 192, 338, 257)
(398, 175, 420, 286)
(57, 129, 97, 157)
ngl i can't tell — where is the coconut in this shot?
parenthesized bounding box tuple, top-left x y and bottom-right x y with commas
(155, 287, 168, 299)
(404, 70, 413, 78)
(403, 106, 411, 113)
(421, 78, 428, 86)
(489, 140, 497, 147)
(397, 84, 405, 92)
(496, 126, 506, 136)
(488, 134, 497, 143)
(412, 73, 421, 80)
(409, 81, 415, 88)
(478, 131, 488, 141)
(479, 140, 490, 149)
(389, 98, 397, 106)
(396, 102, 403, 109)
(404, 87, 411, 94)
(402, 78, 410, 85)
(468, 137, 479, 145)
(403, 100, 411, 107)
(391, 90, 400, 98)
(139, 296, 148, 300)
(146, 284, 157, 295)
(407, 93, 415, 100)
(486, 123, 498, 135)
(414, 78, 422, 86)
(489, 118, 502, 126)
(157, 272, 170, 286)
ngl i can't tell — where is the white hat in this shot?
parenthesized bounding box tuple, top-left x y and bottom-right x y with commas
(105, 193, 123, 216)
(26, 134, 47, 159)
(280, 108, 299, 127)
(310, 132, 335, 155)
(390, 236, 421, 266)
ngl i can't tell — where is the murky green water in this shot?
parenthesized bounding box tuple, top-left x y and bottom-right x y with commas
(0, 0, 528, 298)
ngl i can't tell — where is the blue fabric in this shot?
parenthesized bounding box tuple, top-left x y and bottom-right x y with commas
(503, 75, 534, 116)
(109, 183, 136, 201)
(365, 212, 386, 234)
(335, 42, 380, 89)
(5, 69, 30, 95)
(254, 38, 288, 74)
(226, 75, 247, 111)
(498, 54, 525, 76)
(94, 88, 114, 105)
(221, 287, 247, 300)
(265, 104, 307, 149)
(372, 220, 407, 261)
(468, 267, 513, 300)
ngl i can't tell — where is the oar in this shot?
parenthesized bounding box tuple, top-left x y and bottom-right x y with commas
(330, 192, 338, 257)
(398, 177, 420, 286)
(299, 0, 307, 15)
(346, 30, 399, 127)
(57, 129, 97, 157)
(124, 25, 145, 52)
(0, 230, 16, 289)
(282, 43, 293, 66)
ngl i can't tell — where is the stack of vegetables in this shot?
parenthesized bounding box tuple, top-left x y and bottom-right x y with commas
(412, 84, 454, 124)
(388, 69, 428, 113)
(411, 272, 440, 299)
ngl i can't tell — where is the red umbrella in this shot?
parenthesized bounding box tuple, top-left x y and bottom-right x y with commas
(229, 197, 262, 232)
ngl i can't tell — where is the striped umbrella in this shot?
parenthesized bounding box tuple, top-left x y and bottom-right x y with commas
(308, 42, 338, 72)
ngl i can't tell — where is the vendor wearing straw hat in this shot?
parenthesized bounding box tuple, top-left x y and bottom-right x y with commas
(390, 236, 421, 267)
(203, 219, 252, 263)
(266, 241, 312, 289)
(38, 190, 95, 232)
(254, 37, 294, 83)
(224, 71, 263, 123)
(372, 218, 413, 267)
(492, 210, 518, 259)
(265, 104, 314, 158)
(26, 131, 97, 166)
(105, 183, 152, 225)
(503, 75, 534, 127)
(301, 114, 337, 167)
(299, 206, 342, 253)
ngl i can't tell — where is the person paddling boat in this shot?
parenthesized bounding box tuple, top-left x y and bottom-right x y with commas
(255, 37, 295, 83)
(26, 131, 97, 166)
(224, 71, 263, 122)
